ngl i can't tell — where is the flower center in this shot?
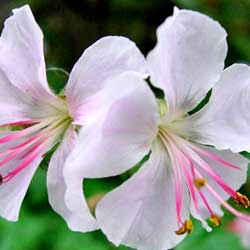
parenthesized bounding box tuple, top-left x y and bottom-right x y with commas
(0, 99, 72, 184)
(157, 125, 250, 235)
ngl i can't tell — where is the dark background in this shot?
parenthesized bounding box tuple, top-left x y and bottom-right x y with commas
(0, 0, 249, 249)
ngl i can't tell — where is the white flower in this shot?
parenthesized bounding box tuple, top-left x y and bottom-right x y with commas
(0, 5, 150, 234)
(64, 7, 250, 250)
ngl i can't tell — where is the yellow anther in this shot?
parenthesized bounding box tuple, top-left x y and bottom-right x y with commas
(235, 192, 250, 208)
(175, 220, 193, 235)
(194, 178, 207, 189)
(209, 215, 221, 227)
(185, 220, 193, 234)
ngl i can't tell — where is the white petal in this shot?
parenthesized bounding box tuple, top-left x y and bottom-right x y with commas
(63, 73, 158, 232)
(190, 145, 248, 221)
(65, 36, 148, 122)
(64, 72, 158, 179)
(0, 5, 56, 101)
(0, 147, 43, 221)
(147, 8, 227, 116)
(0, 72, 61, 125)
(96, 141, 190, 250)
(0, 73, 33, 124)
(184, 64, 250, 152)
(47, 127, 98, 232)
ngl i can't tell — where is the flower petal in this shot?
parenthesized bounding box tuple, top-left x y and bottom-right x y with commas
(0, 73, 33, 124)
(63, 73, 158, 232)
(190, 145, 248, 222)
(47, 127, 98, 232)
(183, 64, 250, 152)
(0, 5, 55, 101)
(147, 7, 227, 116)
(64, 72, 158, 179)
(0, 72, 61, 125)
(65, 36, 148, 123)
(96, 142, 190, 250)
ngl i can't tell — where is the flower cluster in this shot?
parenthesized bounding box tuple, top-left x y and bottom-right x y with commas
(0, 5, 250, 250)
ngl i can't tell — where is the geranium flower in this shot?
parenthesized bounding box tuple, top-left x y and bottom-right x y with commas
(64, 7, 250, 250)
(0, 5, 151, 232)
(229, 218, 250, 248)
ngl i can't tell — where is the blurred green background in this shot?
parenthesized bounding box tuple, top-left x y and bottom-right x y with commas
(0, 0, 249, 249)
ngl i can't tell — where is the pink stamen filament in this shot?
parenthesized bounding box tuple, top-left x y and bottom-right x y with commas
(188, 148, 237, 199)
(178, 148, 217, 218)
(189, 143, 241, 170)
(18, 138, 48, 160)
(179, 139, 250, 221)
(159, 131, 184, 226)
(0, 115, 66, 145)
(0, 120, 39, 127)
(195, 169, 250, 222)
(173, 137, 238, 200)
(0, 120, 51, 144)
(0, 116, 70, 183)
(169, 139, 200, 214)
(197, 188, 214, 216)
(159, 128, 249, 225)
(0, 119, 66, 163)
(2, 140, 45, 183)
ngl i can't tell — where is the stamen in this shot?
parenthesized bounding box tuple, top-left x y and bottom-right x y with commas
(194, 178, 207, 189)
(18, 138, 47, 159)
(0, 121, 49, 144)
(196, 188, 214, 216)
(2, 141, 45, 183)
(195, 168, 250, 222)
(0, 120, 38, 127)
(175, 220, 193, 235)
(209, 215, 221, 227)
(234, 192, 250, 208)
(189, 143, 241, 170)
(184, 146, 237, 199)
(177, 149, 219, 220)
(170, 141, 199, 214)
(159, 131, 184, 226)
